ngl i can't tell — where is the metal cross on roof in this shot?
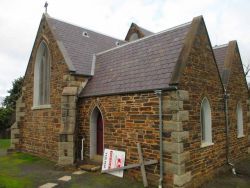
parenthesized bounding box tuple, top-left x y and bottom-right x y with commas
(44, 1, 48, 13)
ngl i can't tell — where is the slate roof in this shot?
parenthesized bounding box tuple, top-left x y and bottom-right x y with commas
(46, 15, 125, 75)
(81, 22, 191, 97)
(213, 44, 228, 77)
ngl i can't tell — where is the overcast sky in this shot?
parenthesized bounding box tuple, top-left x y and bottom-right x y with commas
(0, 0, 250, 97)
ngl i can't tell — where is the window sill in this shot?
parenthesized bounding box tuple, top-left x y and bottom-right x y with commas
(237, 134, 245, 138)
(31, 104, 51, 110)
(201, 142, 214, 148)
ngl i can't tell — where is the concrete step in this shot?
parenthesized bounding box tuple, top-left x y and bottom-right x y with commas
(79, 164, 101, 172)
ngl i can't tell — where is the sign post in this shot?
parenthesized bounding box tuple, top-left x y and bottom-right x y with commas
(101, 143, 158, 187)
(102, 149, 126, 177)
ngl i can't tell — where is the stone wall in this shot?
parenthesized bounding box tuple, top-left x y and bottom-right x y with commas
(58, 75, 86, 165)
(78, 92, 164, 186)
(225, 47, 249, 160)
(162, 90, 191, 187)
(10, 92, 26, 150)
(248, 99, 250, 154)
(17, 17, 70, 161)
(179, 19, 226, 187)
(177, 19, 248, 187)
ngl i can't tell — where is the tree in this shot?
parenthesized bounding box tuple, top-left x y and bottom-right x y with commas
(3, 77, 24, 110)
(0, 77, 23, 131)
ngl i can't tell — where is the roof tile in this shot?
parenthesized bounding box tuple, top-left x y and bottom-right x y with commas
(81, 23, 191, 97)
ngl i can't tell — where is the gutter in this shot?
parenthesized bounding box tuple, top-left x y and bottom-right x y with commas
(224, 88, 236, 175)
(155, 86, 178, 188)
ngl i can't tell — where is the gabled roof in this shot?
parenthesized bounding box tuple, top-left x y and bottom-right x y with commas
(213, 41, 248, 89)
(81, 20, 193, 97)
(213, 44, 228, 77)
(45, 14, 125, 75)
(125, 23, 154, 41)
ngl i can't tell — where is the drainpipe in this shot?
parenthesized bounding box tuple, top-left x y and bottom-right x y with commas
(81, 137, 85, 160)
(224, 88, 236, 175)
(155, 90, 163, 188)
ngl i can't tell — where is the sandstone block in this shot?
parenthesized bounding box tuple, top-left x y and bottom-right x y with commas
(164, 162, 185, 175)
(171, 90, 189, 101)
(163, 141, 183, 153)
(247, 99, 250, 105)
(173, 171, 192, 186)
(247, 123, 250, 128)
(171, 131, 189, 142)
(62, 87, 78, 96)
(22, 86, 26, 91)
(163, 100, 183, 112)
(68, 81, 81, 87)
(163, 121, 183, 132)
(172, 111, 189, 121)
(63, 75, 75, 81)
(58, 156, 74, 165)
(16, 102, 25, 108)
(172, 152, 190, 164)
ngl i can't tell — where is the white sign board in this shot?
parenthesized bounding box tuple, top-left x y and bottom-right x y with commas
(102, 149, 126, 178)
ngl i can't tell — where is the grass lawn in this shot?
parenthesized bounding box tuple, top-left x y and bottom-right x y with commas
(0, 141, 145, 188)
(0, 152, 57, 188)
(0, 139, 10, 149)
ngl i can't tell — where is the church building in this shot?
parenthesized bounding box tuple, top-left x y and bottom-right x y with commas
(10, 13, 249, 187)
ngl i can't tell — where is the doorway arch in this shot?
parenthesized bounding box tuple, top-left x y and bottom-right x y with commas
(90, 107, 104, 159)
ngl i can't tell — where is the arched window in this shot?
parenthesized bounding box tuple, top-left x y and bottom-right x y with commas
(200, 97, 213, 146)
(33, 41, 50, 106)
(236, 102, 244, 137)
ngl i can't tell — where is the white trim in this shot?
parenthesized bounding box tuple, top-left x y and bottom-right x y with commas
(33, 41, 51, 106)
(201, 142, 214, 148)
(31, 104, 51, 110)
(200, 97, 212, 144)
(236, 102, 244, 137)
(237, 134, 245, 138)
(90, 54, 96, 76)
(96, 21, 192, 56)
(90, 106, 104, 159)
(213, 43, 228, 49)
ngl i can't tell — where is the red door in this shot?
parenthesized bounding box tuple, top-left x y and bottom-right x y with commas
(97, 112, 103, 155)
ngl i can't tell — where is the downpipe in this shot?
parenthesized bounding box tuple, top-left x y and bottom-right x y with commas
(224, 89, 236, 175)
(155, 90, 163, 188)
(81, 137, 85, 160)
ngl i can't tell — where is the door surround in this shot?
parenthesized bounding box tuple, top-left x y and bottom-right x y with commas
(90, 106, 104, 159)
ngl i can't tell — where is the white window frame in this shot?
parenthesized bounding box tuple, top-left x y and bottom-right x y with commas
(32, 41, 51, 110)
(236, 102, 244, 138)
(200, 97, 213, 147)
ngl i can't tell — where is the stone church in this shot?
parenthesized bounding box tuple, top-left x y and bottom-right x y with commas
(10, 13, 249, 187)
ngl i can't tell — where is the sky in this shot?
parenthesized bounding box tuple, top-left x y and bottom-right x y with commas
(0, 0, 250, 97)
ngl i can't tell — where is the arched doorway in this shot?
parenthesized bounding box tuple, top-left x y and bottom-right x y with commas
(90, 107, 104, 159)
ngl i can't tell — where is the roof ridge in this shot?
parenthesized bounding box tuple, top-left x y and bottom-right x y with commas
(47, 15, 125, 42)
(97, 21, 192, 56)
(213, 43, 228, 49)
